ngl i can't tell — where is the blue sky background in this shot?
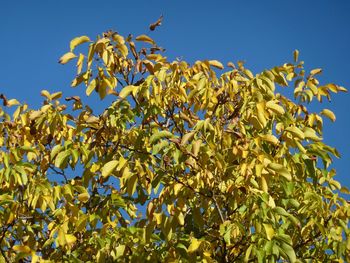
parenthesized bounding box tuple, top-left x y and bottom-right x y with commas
(1, 1, 349, 188)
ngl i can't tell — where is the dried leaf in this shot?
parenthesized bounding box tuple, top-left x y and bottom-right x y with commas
(149, 15, 163, 31)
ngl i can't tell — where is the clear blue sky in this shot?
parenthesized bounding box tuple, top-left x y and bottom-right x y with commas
(1, 1, 349, 188)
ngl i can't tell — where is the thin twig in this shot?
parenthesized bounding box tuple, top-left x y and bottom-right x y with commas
(49, 165, 68, 183)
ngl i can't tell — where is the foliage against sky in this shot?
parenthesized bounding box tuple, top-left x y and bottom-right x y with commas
(0, 25, 350, 262)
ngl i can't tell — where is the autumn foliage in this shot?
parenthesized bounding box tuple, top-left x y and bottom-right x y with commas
(0, 29, 349, 262)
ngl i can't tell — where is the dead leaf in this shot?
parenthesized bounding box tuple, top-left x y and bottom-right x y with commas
(149, 15, 163, 31)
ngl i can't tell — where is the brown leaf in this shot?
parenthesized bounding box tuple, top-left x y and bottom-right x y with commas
(65, 96, 81, 102)
(149, 15, 163, 31)
(129, 41, 138, 59)
(0, 94, 8, 106)
(150, 46, 166, 54)
(227, 62, 236, 69)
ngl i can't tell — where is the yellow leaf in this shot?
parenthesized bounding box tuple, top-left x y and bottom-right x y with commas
(177, 212, 185, 226)
(6, 99, 20, 107)
(295, 140, 306, 153)
(119, 85, 138, 99)
(76, 53, 85, 74)
(86, 78, 97, 96)
(78, 192, 90, 203)
(192, 140, 202, 157)
(263, 224, 275, 240)
(267, 163, 291, 181)
(259, 134, 279, 145)
(57, 229, 66, 246)
(285, 126, 305, 140)
(127, 174, 138, 196)
(59, 52, 77, 64)
(256, 102, 267, 128)
(303, 127, 322, 141)
(143, 60, 154, 74)
(208, 60, 224, 69)
(320, 109, 336, 122)
(293, 50, 299, 62)
(337, 86, 347, 92)
(51, 91, 62, 100)
(41, 90, 51, 99)
(260, 176, 268, 193)
(188, 238, 202, 253)
(181, 131, 195, 145)
(154, 213, 162, 225)
(65, 234, 77, 245)
(310, 68, 322, 76)
(173, 183, 183, 195)
(115, 245, 126, 258)
(101, 160, 119, 177)
(117, 156, 127, 171)
(54, 150, 71, 168)
(135, 34, 155, 45)
(13, 245, 31, 254)
(70, 36, 91, 52)
(266, 101, 285, 115)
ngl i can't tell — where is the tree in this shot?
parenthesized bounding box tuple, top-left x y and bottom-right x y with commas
(0, 29, 349, 263)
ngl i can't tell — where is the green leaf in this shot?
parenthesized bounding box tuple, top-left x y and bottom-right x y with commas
(150, 130, 174, 144)
(280, 242, 296, 263)
(54, 150, 71, 168)
(220, 221, 232, 245)
(115, 245, 126, 258)
(272, 207, 290, 217)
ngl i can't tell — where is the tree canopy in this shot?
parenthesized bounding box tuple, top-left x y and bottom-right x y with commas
(0, 29, 349, 262)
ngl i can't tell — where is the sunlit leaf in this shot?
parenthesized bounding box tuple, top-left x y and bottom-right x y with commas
(267, 163, 291, 180)
(263, 224, 275, 240)
(101, 160, 119, 177)
(320, 108, 336, 122)
(150, 130, 174, 144)
(54, 150, 71, 168)
(59, 52, 77, 64)
(119, 85, 138, 99)
(135, 34, 155, 45)
(188, 238, 202, 253)
(208, 60, 224, 69)
(70, 36, 91, 52)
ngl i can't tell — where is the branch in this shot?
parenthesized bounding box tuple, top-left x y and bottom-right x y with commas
(0, 222, 14, 263)
(212, 195, 225, 224)
(49, 165, 68, 183)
